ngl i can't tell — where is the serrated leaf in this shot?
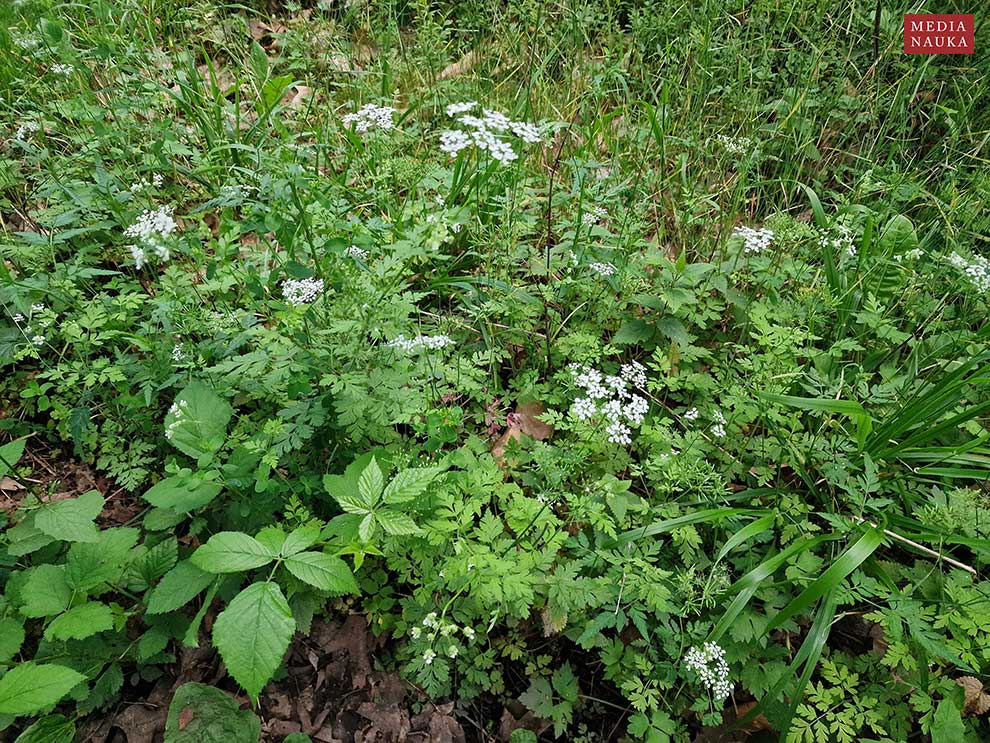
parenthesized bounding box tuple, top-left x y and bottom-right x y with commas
(0, 438, 26, 480)
(212, 582, 294, 702)
(0, 619, 25, 662)
(932, 699, 965, 743)
(164, 682, 261, 742)
(66, 529, 140, 592)
(382, 467, 443, 505)
(283, 552, 358, 594)
(0, 664, 86, 715)
(143, 474, 222, 514)
(376, 509, 421, 536)
(254, 526, 286, 555)
(13, 714, 75, 743)
(357, 457, 384, 507)
(146, 560, 216, 614)
(34, 490, 104, 543)
(281, 524, 321, 557)
(165, 382, 233, 462)
(20, 565, 72, 618)
(44, 602, 114, 641)
(134, 537, 179, 589)
(191, 532, 276, 573)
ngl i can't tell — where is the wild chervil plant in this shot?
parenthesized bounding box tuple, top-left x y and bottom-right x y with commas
(1, 0, 990, 741)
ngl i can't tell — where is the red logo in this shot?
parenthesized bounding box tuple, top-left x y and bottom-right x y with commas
(904, 14, 974, 54)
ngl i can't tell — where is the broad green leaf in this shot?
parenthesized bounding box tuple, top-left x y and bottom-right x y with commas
(382, 466, 444, 505)
(281, 524, 321, 557)
(283, 552, 358, 594)
(66, 528, 140, 592)
(143, 473, 223, 514)
(164, 682, 261, 742)
(254, 526, 286, 554)
(44, 602, 114, 641)
(212, 582, 295, 702)
(0, 619, 25, 662)
(132, 537, 179, 590)
(13, 714, 75, 743)
(375, 510, 421, 536)
(191, 532, 276, 573)
(0, 664, 86, 715)
(34, 490, 104, 543)
(0, 438, 26, 480)
(932, 699, 965, 743)
(20, 565, 72, 618)
(165, 382, 233, 462)
(357, 457, 384, 507)
(5, 516, 55, 556)
(146, 560, 217, 614)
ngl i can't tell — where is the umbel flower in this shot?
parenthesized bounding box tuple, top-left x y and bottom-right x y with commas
(281, 278, 324, 305)
(438, 103, 543, 165)
(342, 104, 396, 133)
(683, 642, 734, 701)
(125, 207, 177, 268)
(568, 361, 648, 445)
(731, 225, 774, 255)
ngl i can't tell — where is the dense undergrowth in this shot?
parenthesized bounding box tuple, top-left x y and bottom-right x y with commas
(1, 0, 990, 741)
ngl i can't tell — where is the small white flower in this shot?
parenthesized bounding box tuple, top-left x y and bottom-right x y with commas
(30, 303, 44, 313)
(281, 277, 324, 305)
(388, 334, 455, 353)
(571, 397, 597, 421)
(50, 63, 74, 76)
(342, 103, 396, 133)
(462, 627, 476, 641)
(684, 642, 734, 700)
(410, 627, 422, 640)
(422, 649, 436, 665)
(346, 245, 368, 260)
(684, 407, 699, 421)
(12, 314, 24, 324)
(947, 252, 990, 293)
(582, 206, 608, 226)
(31, 334, 45, 347)
(423, 612, 439, 628)
(716, 134, 753, 156)
(620, 361, 647, 388)
(605, 420, 632, 445)
(14, 122, 39, 141)
(125, 207, 177, 267)
(447, 645, 459, 658)
(445, 101, 478, 117)
(589, 262, 616, 277)
(731, 226, 774, 255)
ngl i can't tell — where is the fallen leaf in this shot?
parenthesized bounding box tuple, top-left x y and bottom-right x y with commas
(957, 676, 990, 715)
(0, 476, 24, 491)
(439, 50, 480, 80)
(491, 401, 553, 462)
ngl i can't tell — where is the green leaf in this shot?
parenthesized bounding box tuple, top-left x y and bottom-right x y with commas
(0, 664, 86, 716)
(13, 714, 75, 743)
(191, 532, 276, 573)
(283, 552, 358, 594)
(932, 699, 965, 743)
(34, 490, 104, 543)
(0, 619, 25, 662)
(164, 682, 261, 742)
(508, 731, 537, 743)
(281, 524, 321, 557)
(143, 473, 223, 514)
(20, 565, 72, 618)
(357, 457, 384, 507)
(382, 466, 444, 505)
(375, 510, 421, 536)
(165, 382, 233, 462)
(146, 560, 217, 614)
(212, 582, 295, 703)
(0, 438, 26, 480)
(44, 602, 113, 641)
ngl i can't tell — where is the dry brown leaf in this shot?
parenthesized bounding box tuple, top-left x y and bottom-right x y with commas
(0, 476, 23, 491)
(957, 676, 990, 715)
(491, 401, 553, 462)
(285, 84, 314, 108)
(439, 50, 480, 80)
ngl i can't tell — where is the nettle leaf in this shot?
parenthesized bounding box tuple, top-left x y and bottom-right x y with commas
(191, 532, 276, 573)
(357, 457, 384, 507)
(375, 510, 421, 536)
(0, 619, 25, 662)
(20, 565, 72, 618)
(34, 490, 104, 543)
(142, 472, 223, 514)
(283, 552, 358, 594)
(44, 602, 114, 642)
(146, 559, 216, 614)
(0, 663, 86, 716)
(165, 382, 233, 462)
(382, 466, 444, 505)
(212, 582, 295, 702)
(12, 714, 75, 743)
(281, 524, 321, 557)
(164, 682, 261, 742)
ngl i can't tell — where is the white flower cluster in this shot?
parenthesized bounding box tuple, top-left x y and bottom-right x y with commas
(438, 102, 542, 165)
(164, 399, 190, 441)
(14, 122, 39, 141)
(582, 206, 608, 226)
(683, 642, 734, 700)
(281, 277, 324, 305)
(50, 63, 75, 76)
(130, 173, 164, 192)
(731, 225, 774, 255)
(711, 410, 727, 438)
(716, 134, 753, 156)
(342, 103, 396, 133)
(589, 261, 617, 277)
(893, 248, 924, 263)
(124, 207, 177, 268)
(387, 334, 455, 353)
(820, 223, 856, 258)
(947, 252, 990, 293)
(568, 361, 649, 445)
(11, 32, 38, 50)
(411, 612, 477, 664)
(346, 245, 368, 260)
